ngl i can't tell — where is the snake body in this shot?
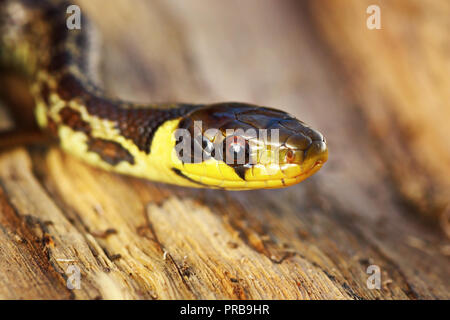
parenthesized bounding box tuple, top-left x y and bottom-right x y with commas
(0, 0, 328, 190)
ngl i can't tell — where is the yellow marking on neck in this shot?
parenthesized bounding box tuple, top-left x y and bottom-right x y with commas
(56, 113, 200, 188)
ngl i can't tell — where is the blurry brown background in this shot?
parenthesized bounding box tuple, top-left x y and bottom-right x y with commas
(0, 0, 448, 299)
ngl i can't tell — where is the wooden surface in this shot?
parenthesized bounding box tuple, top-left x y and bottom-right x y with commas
(0, 0, 449, 299)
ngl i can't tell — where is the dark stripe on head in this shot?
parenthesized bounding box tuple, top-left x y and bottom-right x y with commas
(87, 138, 135, 166)
(57, 73, 86, 101)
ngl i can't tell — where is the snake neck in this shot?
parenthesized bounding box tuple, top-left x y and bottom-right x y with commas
(0, 0, 202, 153)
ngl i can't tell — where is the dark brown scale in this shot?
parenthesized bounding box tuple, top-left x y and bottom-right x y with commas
(87, 138, 135, 165)
(40, 81, 51, 105)
(56, 73, 87, 101)
(59, 106, 91, 134)
(46, 116, 58, 136)
(232, 164, 250, 181)
(237, 113, 280, 130)
(47, 50, 72, 72)
(279, 119, 324, 142)
(48, 17, 68, 45)
(83, 94, 117, 117)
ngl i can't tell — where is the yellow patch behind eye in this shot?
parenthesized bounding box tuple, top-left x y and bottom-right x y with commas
(201, 158, 224, 180)
(182, 162, 207, 177)
(280, 163, 302, 178)
(182, 158, 243, 182)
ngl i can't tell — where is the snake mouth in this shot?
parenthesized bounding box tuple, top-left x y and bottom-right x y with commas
(175, 155, 327, 190)
(300, 159, 324, 177)
(175, 138, 328, 189)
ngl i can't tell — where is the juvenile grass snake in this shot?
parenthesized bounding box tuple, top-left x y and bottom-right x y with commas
(0, 0, 328, 190)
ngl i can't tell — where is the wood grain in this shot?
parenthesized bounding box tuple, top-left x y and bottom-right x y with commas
(0, 0, 448, 299)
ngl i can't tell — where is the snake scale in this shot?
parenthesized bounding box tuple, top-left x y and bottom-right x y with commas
(0, 0, 328, 190)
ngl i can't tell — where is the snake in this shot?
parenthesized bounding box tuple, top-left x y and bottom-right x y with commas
(0, 0, 328, 190)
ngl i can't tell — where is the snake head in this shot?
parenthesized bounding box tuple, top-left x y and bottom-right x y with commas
(173, 102, 328, 189)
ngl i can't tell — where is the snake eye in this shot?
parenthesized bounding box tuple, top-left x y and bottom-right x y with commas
(285, 149, 295, 163)
(225, 135, 250, 165)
